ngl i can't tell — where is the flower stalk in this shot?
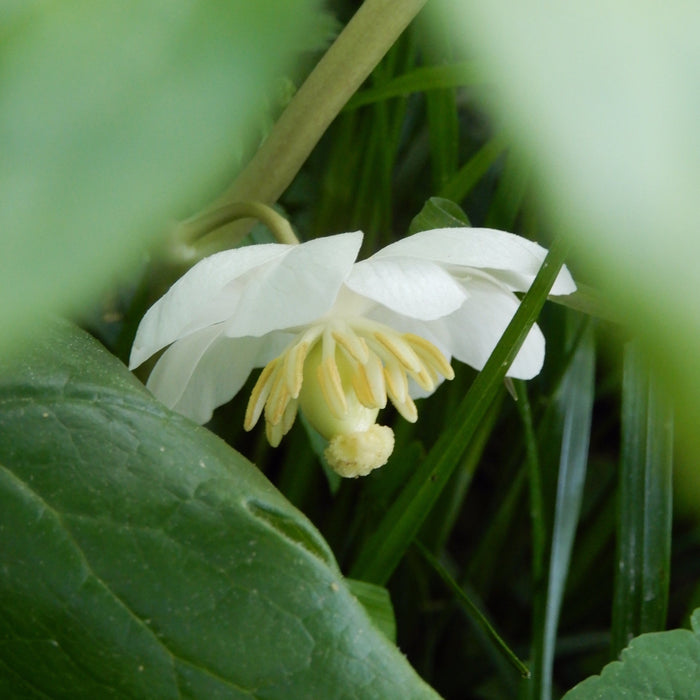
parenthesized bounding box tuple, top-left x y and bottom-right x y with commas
(168, 201, 299, 264)
(178, 0, 429, 247)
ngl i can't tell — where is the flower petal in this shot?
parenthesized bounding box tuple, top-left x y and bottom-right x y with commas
(223, 231, 362, 339)
(146, 326, 291, 424)
(345, 256, 467, 320)
(427, 275, 546, 380)
(131, 245, 289, 368)
(130, 231, 362, 368)
(371, 227, 576, 295)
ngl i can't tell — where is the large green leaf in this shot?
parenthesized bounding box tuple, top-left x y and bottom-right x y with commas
(0, 0, 326, 352)
(563, 609, 700, 699)
(0, 320, 439, 699)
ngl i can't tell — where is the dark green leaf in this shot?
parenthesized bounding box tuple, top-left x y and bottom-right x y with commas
(563, 609, 700, 699)
(346, 579, 397, 643)
(0, 320, 439, 699)
(407, 197, 470, 234)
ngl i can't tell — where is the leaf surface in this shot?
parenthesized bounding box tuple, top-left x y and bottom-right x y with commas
(0, 320, 438, 699)
(564, 610, 700, 699)
(0, 0, 326, 351)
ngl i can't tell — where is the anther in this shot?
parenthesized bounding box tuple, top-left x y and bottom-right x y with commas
(245, 358, 279, 430)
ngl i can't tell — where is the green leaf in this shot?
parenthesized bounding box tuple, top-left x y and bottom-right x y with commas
(563, 609, 700, 699)
(407, 196, 471, 234)
(611, 341, 674, 657)
(0, 320, 439, 699)
(346, 579, 397, 643)
(0, 0, 326, 352)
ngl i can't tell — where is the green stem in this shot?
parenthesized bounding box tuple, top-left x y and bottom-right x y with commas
(171, 201, 299, 262)
(181, 0, 428, 244)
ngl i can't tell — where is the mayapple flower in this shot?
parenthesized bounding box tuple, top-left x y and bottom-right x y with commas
(130, 228, 575, 477)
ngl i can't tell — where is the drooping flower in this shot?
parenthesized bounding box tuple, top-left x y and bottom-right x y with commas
(130, 228, 575, 477)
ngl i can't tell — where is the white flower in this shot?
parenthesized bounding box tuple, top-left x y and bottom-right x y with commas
(130, 228, 575, 477)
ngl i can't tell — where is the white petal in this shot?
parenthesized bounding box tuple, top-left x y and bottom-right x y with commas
(145, 325, 263, 423)
(223, 231, 362, 338)
(130, 231, 362, 368)
(428, 276, 546, 380)
(145, 327, 291, 425)
(345, 257, 467, 320)
(131, 244, 289, 368)
(371, 227, 576, 295)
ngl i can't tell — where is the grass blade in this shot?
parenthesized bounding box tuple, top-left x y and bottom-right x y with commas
(344, 61, 482, 110)
(485, 150, 531, 230)
(416, 542, 530, 679)
(350, 237, 571, 585)
(439, 133, 508, 203)
(539, 322, 596, 700)
(610, 340, 674, 658)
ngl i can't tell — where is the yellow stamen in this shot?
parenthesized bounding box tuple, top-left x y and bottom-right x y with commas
(383, 358, 408, 405)
(405, 333, 455, 380)
(244, 358, 279, 431)
(351, 369, 376, 408)
(284, 340, 310, 398)
(360, 353, 387, 408)
(410, 366, 436, 392)
(351, 354, 387, 410)
(244, 317, 453, 477)
(374, 331, 422, 373)
(266, 418, 285, 448)
(265, 367, 290, 427)
(390, 393, 418, 423)
(333, 328, 369, 364)
(279, 397, 298, 436)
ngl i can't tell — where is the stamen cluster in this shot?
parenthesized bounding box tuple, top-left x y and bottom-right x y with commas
(243, 318, 454, 476)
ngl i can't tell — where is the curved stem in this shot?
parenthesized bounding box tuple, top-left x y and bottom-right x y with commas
(170, 201, 299, 263)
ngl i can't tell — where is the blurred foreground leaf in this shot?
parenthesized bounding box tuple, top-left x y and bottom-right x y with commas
(437, 0, 700, 461)
(0, 320, 438, 699)
(0, 0, 325, 352)
(563, 609, 700, 699)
